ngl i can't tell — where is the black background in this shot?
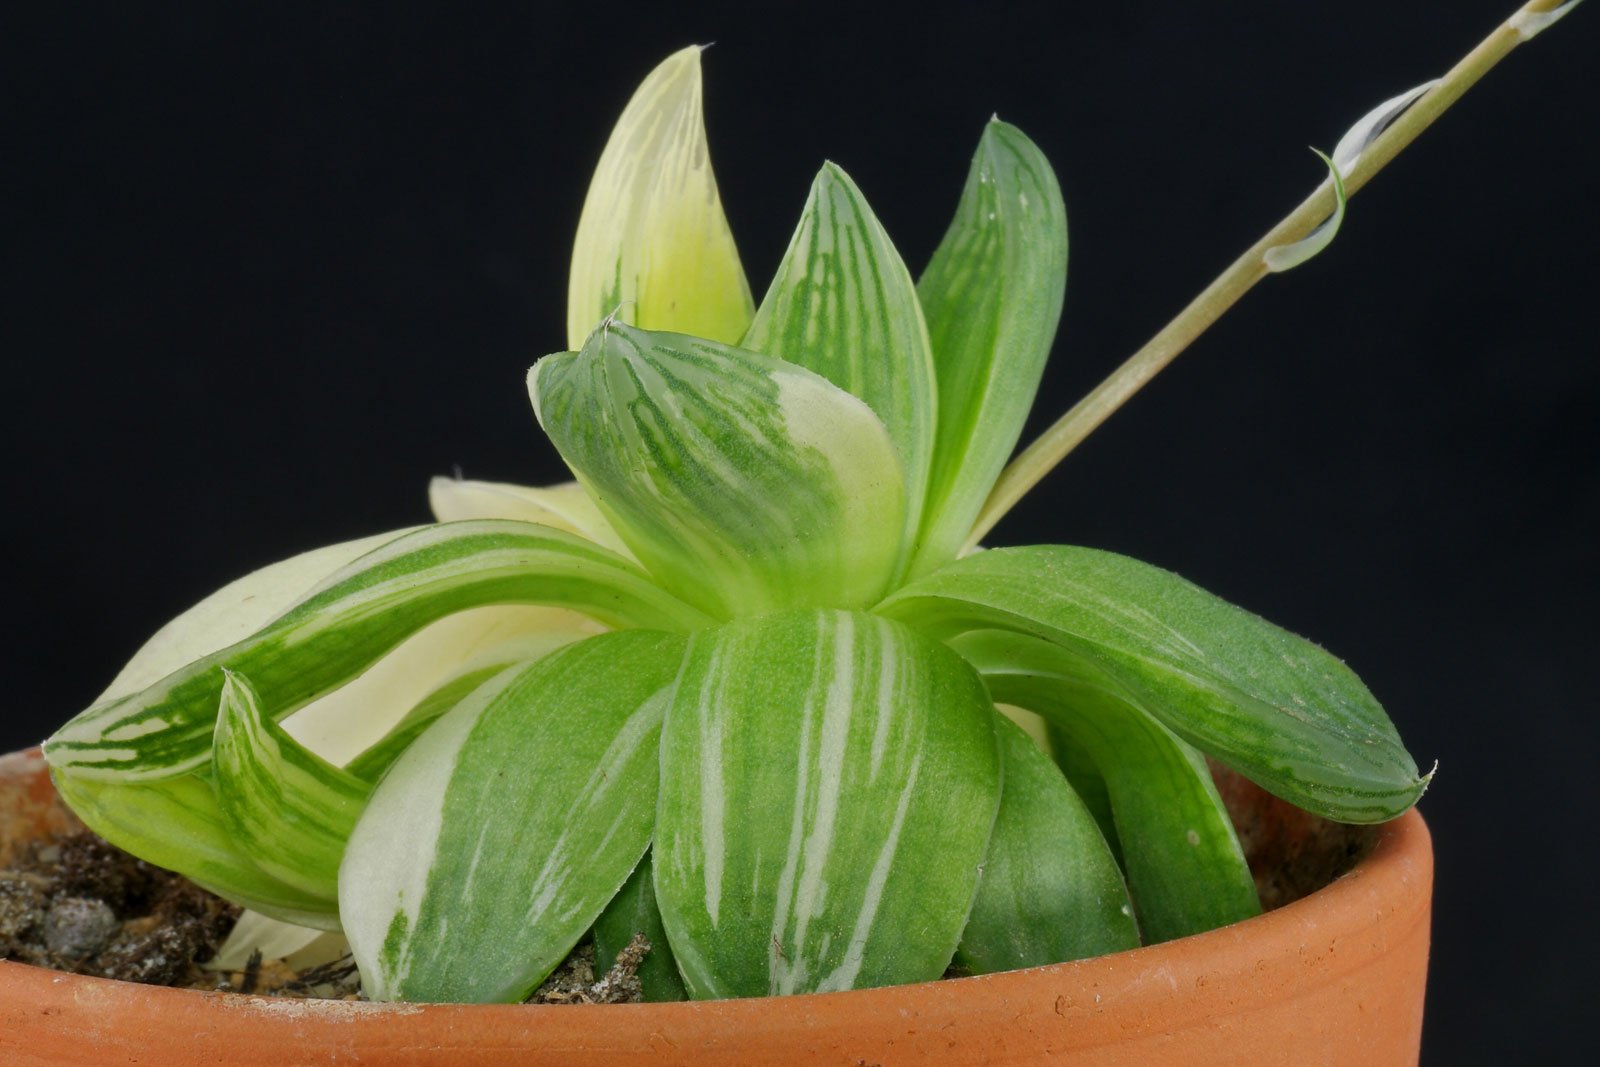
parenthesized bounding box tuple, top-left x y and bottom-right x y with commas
(6, 3, 1596, 1061)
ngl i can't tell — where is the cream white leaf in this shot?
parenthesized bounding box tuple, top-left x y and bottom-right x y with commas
(567, 46, 753, 349)
(427, 477, 631, 558)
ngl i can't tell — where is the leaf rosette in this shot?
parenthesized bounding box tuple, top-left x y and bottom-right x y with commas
(43, 45, 1428, 1003)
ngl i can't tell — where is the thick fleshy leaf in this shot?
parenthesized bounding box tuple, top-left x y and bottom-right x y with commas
(342, 628, 587, 783)
(93, 529, 416, 705)
(341, 630, 684, 1003)
(212, 671, 369, 901)
(880, 545, 1428, 823)
(530, 323, 906, 618)
(46, 520, 706, 781)
(566, 45, 753, 349)
(279, 606, 602, 770)
(66, 630, 591, 924)
(84, 525, 589, 775)
(743, 162, 935, 559)
(1049, 720, 1120, 862)
(955, 714, 1138, 973)
(913, 120, 1067, 575)
(958, 630, 1260, 943)
(50, 770, 342, 929)
(654, 609, 1000, 998)
(592, 850, 687, 1002)
(428, 477, 631, 558)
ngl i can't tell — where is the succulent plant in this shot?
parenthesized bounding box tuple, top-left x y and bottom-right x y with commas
(55, 12, 1583, 1000)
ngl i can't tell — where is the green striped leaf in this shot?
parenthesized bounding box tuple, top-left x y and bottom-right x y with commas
(654, 609, 1000, 998)
(880, 545, 1428, 823)
(64, 631, 592, 927)
(530, 323, 907, 619)
(341, 630, 685, 1003)
(51, 770, 342, 929)
(913, 120, 1067, 574)
(567, 45, 753, 349)
(743, 162, 935, 563)
(958, 630, 1259, 943)
(955, 713, 1138, 973)
(592, 850, 687, 1002)
(92, 528, 416, 706)
(45, 520, 708, 781)
(428, 477, 632, 558)
(212, 671, 370, 902)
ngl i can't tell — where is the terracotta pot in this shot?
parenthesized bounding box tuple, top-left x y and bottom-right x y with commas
(0, 747, 1431, 1065)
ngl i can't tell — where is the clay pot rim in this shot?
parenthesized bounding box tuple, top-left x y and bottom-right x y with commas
(0, 743, 1431, 1025)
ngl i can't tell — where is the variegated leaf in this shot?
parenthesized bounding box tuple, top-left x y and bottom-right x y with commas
(881, 546, 1428, 823)
(45, 520, 707, 781)
(212, 671, 370, 901)
(654, 609, 1000, 998)
(957, 630, 1259, 943)
(341, 627, 587, 783)
(743, 162, 935, 562)
(592, 850, 687, 1002)
(913, 120, 1067, 574)
(530, 323, 906, 618)
(428, 477, 632, 558)
(92, 528, 417, 705)
(341, 631, 684, 1003)
(280, 605, 601, 769)
(567, 45, 753, 349)
(51, 770, 342, 929)
(954, 713, 1138, 973)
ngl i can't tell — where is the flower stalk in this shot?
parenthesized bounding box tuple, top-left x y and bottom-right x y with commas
(969, 0, 1581, 549)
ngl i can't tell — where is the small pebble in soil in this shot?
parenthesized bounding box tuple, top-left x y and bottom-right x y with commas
(0, 831, 239, 985)
(43, 896, 119, 959)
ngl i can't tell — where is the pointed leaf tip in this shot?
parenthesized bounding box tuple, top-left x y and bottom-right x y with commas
(743, 160, 935, 577)
(567, 47, 753, 349)
(913, 121, 1066, 574)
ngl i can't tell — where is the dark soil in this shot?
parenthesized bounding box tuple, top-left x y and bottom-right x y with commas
(0, 826, 655, 1002)
(0, 832, 238, 987)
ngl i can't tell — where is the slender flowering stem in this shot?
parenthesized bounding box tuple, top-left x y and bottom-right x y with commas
(968, 0, 1579, 550)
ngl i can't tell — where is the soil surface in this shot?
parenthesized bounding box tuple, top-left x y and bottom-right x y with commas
(0, 826, 654, 1001)
(1, 832, 237, 988)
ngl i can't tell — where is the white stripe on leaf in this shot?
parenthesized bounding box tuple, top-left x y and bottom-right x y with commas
(45, 521, 705, 780)
(342, 631, 684, 1003)
(654, 609, 1000, 999)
